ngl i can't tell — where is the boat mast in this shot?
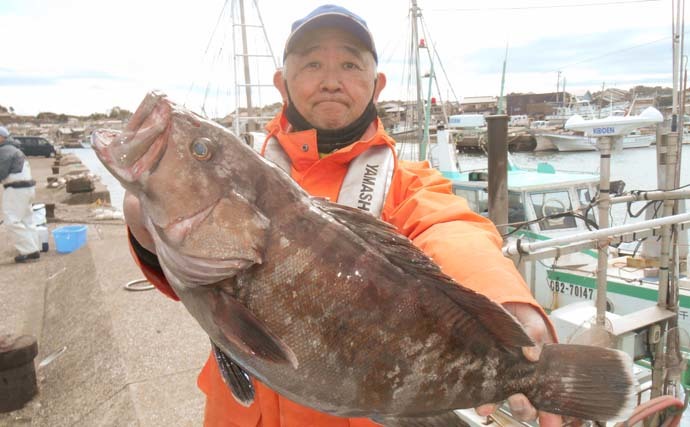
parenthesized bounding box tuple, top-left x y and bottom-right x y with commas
(650, 0, 685, 399)
(231, 0, 278, 136)
(498, 44, 508, 115)
(556, 71, 561, 106)
(238, 0, 254, 131)
(410, 0, 425, 155)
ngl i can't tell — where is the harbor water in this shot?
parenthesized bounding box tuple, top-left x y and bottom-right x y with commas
(460, 145, 690, 226)
(66, 145, 690, 227)
(62, 148, 126, 212)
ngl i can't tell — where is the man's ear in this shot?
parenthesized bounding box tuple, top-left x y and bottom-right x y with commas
(273, 69, 288, 102)
(373, 72, 387, 102)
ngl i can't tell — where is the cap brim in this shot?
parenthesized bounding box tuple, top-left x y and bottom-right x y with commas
(284, 13, 377, 62)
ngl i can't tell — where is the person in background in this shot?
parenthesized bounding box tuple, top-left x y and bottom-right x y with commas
(125, 5, 563, 426)
(0, 126, 40, 263)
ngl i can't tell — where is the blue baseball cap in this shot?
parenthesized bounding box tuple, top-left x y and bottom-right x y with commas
(283, 4, 378, 63)
(0, 126, 9, 138)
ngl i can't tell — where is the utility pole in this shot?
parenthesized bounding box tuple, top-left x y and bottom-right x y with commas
(556, 71, 561, 105)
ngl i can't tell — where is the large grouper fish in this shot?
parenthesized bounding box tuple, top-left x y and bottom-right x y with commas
(93, 92, 635, 426)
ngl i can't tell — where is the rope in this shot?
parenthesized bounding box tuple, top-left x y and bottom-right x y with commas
(614, 395, 685, 427)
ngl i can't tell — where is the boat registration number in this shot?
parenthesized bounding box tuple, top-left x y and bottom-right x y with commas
(547, 279, 594, 300)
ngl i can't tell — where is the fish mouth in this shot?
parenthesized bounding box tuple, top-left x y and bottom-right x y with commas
(92, 92, 170, 184)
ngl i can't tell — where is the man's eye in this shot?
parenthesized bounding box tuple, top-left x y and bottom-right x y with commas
(306, 62, 320, 69)
(343, 63, 361, 70)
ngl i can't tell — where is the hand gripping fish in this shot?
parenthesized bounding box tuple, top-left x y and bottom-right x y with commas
(93, 92, 635, 427)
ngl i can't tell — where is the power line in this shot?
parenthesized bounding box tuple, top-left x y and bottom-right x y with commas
(557, 36, 668, 70)
(429, 0, 661, 12)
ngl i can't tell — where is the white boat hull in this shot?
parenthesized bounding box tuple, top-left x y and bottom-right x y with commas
(535, 264, 690, 335)
(533, 134, 558, 151)
(535, 133, 656, 152)
(622, 133, 655, 148)
(549, 134, 597, 152)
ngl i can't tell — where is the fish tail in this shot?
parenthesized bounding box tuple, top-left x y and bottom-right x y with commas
(527, 344, 636, 421)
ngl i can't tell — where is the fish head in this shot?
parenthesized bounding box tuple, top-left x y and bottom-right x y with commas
(93, 92, 269, 281)
(92, 91, 232, 231)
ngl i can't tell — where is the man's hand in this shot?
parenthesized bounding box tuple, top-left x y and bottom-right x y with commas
(123, 191, 156, 253)
(475, 302, 562, 426)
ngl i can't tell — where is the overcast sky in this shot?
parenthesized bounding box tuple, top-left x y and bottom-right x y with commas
(0, 0, 678, 117)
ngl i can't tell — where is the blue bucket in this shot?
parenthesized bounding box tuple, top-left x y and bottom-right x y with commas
(52, 225, 87, 254)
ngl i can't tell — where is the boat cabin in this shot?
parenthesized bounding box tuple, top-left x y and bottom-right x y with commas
(447, 164, 601, 240)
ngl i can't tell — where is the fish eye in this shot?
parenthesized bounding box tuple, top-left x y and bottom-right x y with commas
(190, 138, 212, 160)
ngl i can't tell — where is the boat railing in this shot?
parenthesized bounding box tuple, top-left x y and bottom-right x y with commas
(503, 212, 690, 262)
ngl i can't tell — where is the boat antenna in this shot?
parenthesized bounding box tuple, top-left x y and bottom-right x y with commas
(498, 43, 508, 115)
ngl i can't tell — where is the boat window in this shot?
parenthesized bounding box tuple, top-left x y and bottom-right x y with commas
(529, 190, 576, 230)
(577, 187, 596, 223)
(453, 188, 488, 214)
(508, 192, 525, 223)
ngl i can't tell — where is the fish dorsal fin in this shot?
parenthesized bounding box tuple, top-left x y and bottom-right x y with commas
(313, 198, 533, 350)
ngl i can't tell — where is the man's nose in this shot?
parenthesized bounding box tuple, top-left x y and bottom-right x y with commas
(319, 67, 343, 92)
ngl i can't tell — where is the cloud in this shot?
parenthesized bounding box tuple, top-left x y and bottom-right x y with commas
(0, 0, 675, 115)
(0, 69, 126, 86)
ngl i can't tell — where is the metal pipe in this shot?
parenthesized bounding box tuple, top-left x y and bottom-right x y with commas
(594, 137, 613, 327)
(238, 0, 254, 131)
(609, 188, 690, 204)
(659, 134, 679, 309)
(509, 221, 690, 262)
(503, 212, 690, 257)
(252, 0, 279, 69)
(232, 0, 240, 136)
(486, 115, 509, 235)
(410, 0, 425, 148)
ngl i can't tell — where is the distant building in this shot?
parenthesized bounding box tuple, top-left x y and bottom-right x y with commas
(506, 92, 572, 118)
(460, 96, 497, 114)
(630, 97, 656, 115)
(57, 127, 86, 145)
(599, 88, 628, 104)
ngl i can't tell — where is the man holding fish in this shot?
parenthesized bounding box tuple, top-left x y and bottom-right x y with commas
(110, 5, 632, 427)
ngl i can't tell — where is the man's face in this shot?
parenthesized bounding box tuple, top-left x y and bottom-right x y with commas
(278, 27, 385, 130)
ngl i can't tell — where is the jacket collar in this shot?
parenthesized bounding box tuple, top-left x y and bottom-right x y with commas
(264, 105, 395, 172)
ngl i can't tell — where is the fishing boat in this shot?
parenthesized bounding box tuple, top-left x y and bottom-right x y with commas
(533, 128, 656, 152)
(432, 112, 689, 426)
(623, 130, 656, 148)
(403, 0, 690, 424)
(534, 131, 595, 151)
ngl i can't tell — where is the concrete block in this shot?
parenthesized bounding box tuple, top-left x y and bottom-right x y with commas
(66, 176, 95, 193)
(0, 335, 38, 413)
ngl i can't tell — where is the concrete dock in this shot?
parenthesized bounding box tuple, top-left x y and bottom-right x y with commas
(0, 156, 208, 426)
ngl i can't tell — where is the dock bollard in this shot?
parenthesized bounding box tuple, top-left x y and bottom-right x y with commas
(0, 334, 38, 413)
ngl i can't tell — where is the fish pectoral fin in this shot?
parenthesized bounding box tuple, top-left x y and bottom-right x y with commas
(211, 341, 255, 407)
(373, 412, 469, 427)
(213, 293, 298, 369)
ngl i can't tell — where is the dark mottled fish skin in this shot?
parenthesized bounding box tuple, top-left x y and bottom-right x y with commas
(92, 92, 636, 426)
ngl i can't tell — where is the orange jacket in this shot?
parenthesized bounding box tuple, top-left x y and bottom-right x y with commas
(130, 109, 550, 427)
